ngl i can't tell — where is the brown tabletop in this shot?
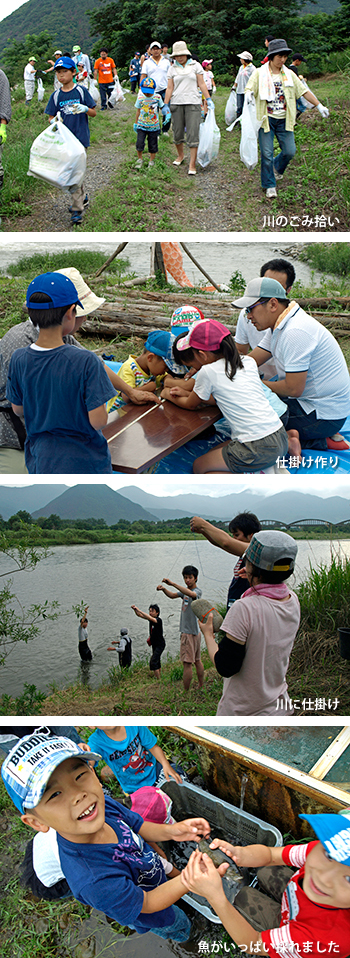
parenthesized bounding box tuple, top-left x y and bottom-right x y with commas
(102, 400, 221, 473)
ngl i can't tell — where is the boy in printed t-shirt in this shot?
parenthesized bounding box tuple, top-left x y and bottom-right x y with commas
(1, 732, 211, 941)
(134, 77, 162, 168)
(87, 726, 183, 790)
(45, 56, 96, 225)
(180, 812, 350, 957)
(157, 565, 204, 691)
(6, 272, 115, 474)
(107, 330, 173, 411)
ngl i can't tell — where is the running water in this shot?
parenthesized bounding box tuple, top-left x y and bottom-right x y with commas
(240, 773, 249, 810)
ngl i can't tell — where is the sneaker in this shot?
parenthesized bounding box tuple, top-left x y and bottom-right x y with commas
(71, 211, 83, 225)
(274, 172, 283, 180)
(69, 195, 89, 213)
(135, 158, 143, 169)
(148, 160, 155, 168)
(266, 187, 277, 199)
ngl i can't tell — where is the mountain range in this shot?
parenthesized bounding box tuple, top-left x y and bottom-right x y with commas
(1, 483, 349, 525)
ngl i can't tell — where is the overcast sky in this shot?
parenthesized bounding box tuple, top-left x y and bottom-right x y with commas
(2, 476, 350, 500)
(0, 0, 27, 19)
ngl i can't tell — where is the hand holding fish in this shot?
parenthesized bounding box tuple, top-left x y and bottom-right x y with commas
(181, 848, 228, 900)
(168, 818, 211, 842)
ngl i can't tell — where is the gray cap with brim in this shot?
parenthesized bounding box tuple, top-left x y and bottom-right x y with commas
(232, 276, 288, 308)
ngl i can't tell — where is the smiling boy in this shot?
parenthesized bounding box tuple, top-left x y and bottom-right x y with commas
(1, 732, 210, 941)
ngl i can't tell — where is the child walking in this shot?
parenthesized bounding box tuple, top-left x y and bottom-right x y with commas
(161, 319, 288, 474)
(1, 732, 210, 941)
(157, 565, 204, 691)
(134, 76, 162, 168)
(45, 56, 96, 225)
(6, 272, 116, 473)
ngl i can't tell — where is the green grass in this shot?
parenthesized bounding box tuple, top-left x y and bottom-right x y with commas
(1, 250, 132, 278)
(299, 244, 350, 276)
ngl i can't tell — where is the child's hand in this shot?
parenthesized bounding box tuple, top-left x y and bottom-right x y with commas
(198, 613, 214, 638)
(169, 386, 187, 397)
(162, 577, 172, 585)
(162, 758, 182, 784)
(209, 839, 247, 868)
(170, 817, 210, 842)
(133, 122, 138, 131)
(71, 103, 89, 113)
(156, 584, 164, 592)
(181, 849, 226, 899)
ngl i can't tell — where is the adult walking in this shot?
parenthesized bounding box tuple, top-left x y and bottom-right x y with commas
(24, 57, 36, 104)
(0, 68, 11, 190)
(164, 40, 212, 174)
(245, 38, 329, 198)
(140, 41, 170, 100)
(94, 48, 117, 110)
(198, 531, 300, 716)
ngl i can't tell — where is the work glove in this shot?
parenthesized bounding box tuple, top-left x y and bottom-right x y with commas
(161, 103, 171, 118)
(0, 126, 7, 143)
(317, 103, 329, 118)
(133, 122, 138, 131)
(206, 97, 214, 110)
(70, 102, 89, 114)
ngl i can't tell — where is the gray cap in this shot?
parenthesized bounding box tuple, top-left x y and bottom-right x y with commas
(268, 38, 292, 57)
(244, 531, 298, 572)
(232, 277, 287, 308)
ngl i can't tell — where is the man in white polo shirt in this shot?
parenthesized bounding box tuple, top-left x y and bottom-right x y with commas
(232, 277, 350, 451)
(234, 257, 296, 380)
(140, 41, 170, 99)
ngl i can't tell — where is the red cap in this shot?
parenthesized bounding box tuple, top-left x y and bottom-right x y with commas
(176, 318, 232, 352)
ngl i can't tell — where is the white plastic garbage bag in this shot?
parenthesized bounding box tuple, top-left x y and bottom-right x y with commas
(28, 114, 87, 188)
(225, 89, 237, 125)
(239, 98, 261, 170)
(88, 77, 100, 102)
(37, 77, 45, 101)
(109, 78, 125, 105)
(197, 107, 221, 168)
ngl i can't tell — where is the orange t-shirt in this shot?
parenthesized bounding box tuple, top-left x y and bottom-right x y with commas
(94, 57, 116, 83)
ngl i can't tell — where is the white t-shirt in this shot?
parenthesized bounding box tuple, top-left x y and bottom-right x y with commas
(259, 303, 350, 419)
(33, 829, 64, 886)
(142, 56, 170, 91)
(234, 307, 277, 380)
(167, 59, 204, 104)
(218, 590, 301, 715)
(193, 355, 282, 441)
(24, 64, 36, 81)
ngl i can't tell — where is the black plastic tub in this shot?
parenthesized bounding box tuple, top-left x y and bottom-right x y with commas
(160, 780, 283, 922)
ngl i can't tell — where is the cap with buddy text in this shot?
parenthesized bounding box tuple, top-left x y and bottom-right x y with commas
(1, 733, 101, 814)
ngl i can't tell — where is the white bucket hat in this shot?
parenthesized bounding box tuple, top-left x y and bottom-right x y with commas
(172, 40, 191, 58)
(237, 51, 253, 62)
(55, 267, 105, 316)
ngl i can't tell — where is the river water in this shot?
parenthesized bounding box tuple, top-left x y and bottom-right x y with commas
(2, 537, 349, 697)
(0, 239, 323, 287)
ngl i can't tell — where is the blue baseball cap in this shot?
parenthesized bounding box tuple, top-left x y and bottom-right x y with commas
(1, 732, 101, 814)
(300, 813, 350, 866)
(54, 56, 76, 71)
(140, 77, 156, 93)
(26, 272, 83, 310)
(145, 329, 173, 360)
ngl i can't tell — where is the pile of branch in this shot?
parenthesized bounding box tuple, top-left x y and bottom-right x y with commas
(79, 289, 235, 339)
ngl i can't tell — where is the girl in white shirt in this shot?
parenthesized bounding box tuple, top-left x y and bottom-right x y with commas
(161, 318, 288, 474)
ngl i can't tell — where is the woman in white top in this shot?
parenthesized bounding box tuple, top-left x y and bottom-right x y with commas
(198, 531, 301, 715)
(24, 57, 37, 103)
(161, 318, 288, 473)
(233, 51, 255, 117)
(164, 40, 212, 173)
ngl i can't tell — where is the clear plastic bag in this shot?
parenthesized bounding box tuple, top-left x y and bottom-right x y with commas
(28, 114, 87, 189)
(239, 98, 261, 170)
(225, 89, 237, 125)
(37, 77, 45, 101)
(197, 107, 221, 168)
(109, 78, 125, 105)
(88, 77, 99, 102)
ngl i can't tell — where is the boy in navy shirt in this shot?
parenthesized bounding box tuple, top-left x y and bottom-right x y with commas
(1, 732, 211, 941)
(45, 56, 96, 225)
(6, 272, 116, 474)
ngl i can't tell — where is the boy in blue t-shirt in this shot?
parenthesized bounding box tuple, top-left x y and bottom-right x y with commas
(87, 726, 183, 791)
(6, 271, 116, 474)
(134, 77, 163, 169)
(45, 56, 96, 225)
(1, 732, 211, 941)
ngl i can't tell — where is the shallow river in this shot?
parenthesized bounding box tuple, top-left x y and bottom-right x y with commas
(1, 536, 348, 697)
